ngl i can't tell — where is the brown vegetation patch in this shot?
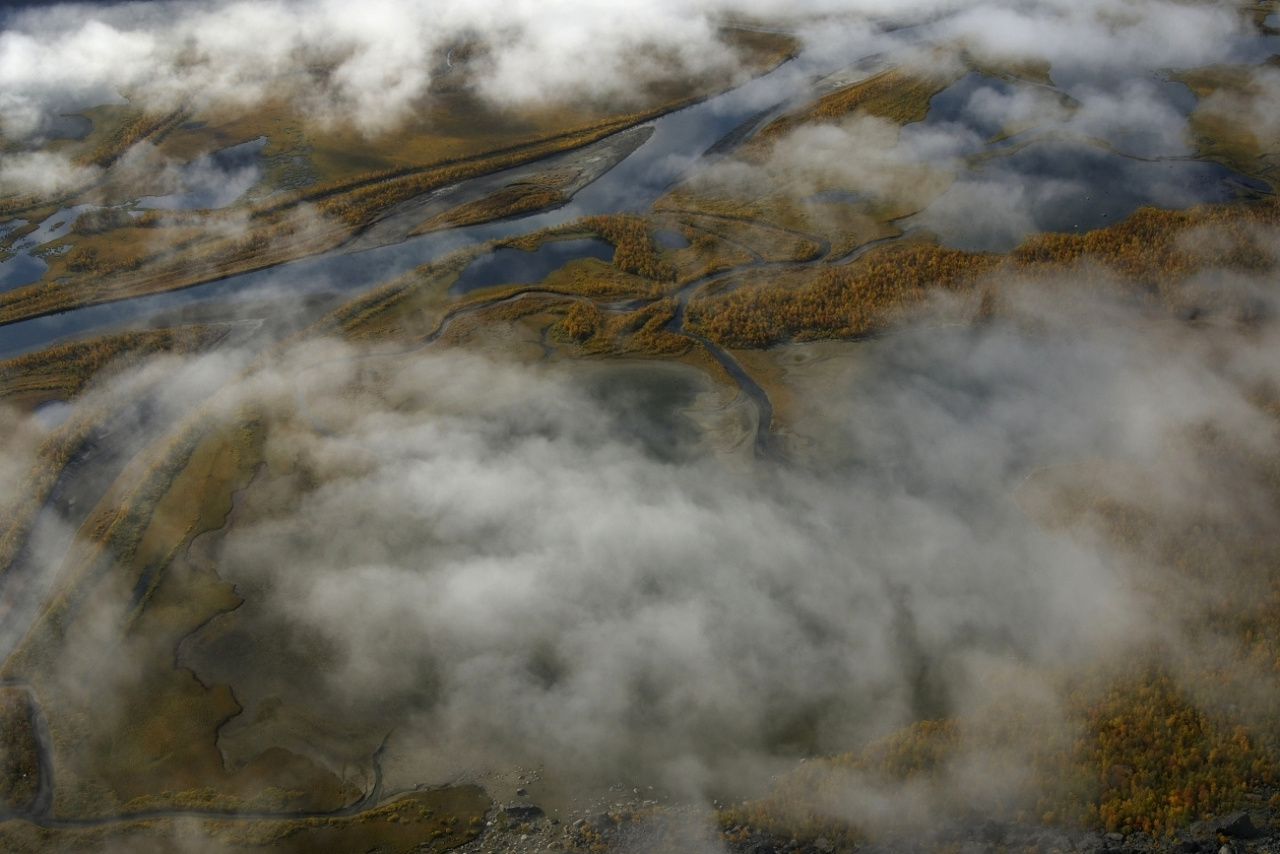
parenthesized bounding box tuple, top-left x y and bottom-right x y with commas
(0, 785, 488, 854)
(688, 199, 1280, 349)
(741, 66, 959, 159)
(549, 297, 692, 357)
(0, 687, 39, 812)
(410, 184, 569, 234)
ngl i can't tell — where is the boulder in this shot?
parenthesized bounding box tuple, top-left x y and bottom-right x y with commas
(503, 803, 546, 823)
(1214, 812, 1264, 839)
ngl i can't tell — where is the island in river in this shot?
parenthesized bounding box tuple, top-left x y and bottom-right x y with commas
(3, 3, 1280, 853)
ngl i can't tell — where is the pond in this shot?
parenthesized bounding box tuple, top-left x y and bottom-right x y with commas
(654, 229, 691, 249)
(0, 135, 269, 295)
(0, 252, 46, 293)
(32, 399, 72, 429)
(46, 114, 92, 141)
(905, 139, 1271, 252)
(0, 204, 98, 292)
(137, 136, 268, 210)
(450, 238, 616, 294)
(804, 189, 870, 206)
(898, 70, 1272, 252)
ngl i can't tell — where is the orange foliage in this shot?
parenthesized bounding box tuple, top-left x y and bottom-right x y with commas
(549, 297, 690, 357)
(690, 199, 1280, 349)
(579, 214, 679, 283)
(688, 244, 1000, 347)
(743, 67, 954, 157)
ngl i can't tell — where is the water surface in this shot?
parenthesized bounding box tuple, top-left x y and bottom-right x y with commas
(451, 239, 615, 294)
(138, 136, 267, 210)
(909, 140, 1269, 252)
(899, 70, 1271, 252)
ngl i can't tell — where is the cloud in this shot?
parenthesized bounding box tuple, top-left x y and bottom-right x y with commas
(176, 308, 1165, 799)
(0, 0, 1255, 141)
(941, 0, 1246, 74)
(2, 0, 1280, 833)
(0, 149, 98, 196)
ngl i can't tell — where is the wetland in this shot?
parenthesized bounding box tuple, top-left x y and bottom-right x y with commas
(3, 2, 1280, 853)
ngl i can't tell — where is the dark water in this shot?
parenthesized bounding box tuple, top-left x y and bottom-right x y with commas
(0, 252, 47, 293)
(900, 71, 1273, 252)
(804, 189, 870, 206)
(0, 204, 96, 293)
(138, 136, 267, 210)
(46, 114, 92, 141)
(917, 71, 1018, 139)
(32, 400, 72, 428)
(912, 140, 1271, 252)
(451, 238, 614, 294)
(0, 26, 858, 358)
(907, 70, 1201, 159)
(585, 364, 705, 462)
(654, 229, 691, 250)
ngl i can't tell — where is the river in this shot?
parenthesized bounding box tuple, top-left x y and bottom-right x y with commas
(0, 18, 1274, 358)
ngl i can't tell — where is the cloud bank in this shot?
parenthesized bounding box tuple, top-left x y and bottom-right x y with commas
(166, 254, 1280, 807)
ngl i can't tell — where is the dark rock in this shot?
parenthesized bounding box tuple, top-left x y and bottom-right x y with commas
(1176, 839, 1202, 854)
(748, 843, 779, 854)
(1214, 812, 1264, 839)
(515, 787, 528, 796)
(502, 803, 546, 823)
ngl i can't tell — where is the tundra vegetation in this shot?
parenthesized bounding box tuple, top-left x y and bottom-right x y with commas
(4, 19, 1280, 854)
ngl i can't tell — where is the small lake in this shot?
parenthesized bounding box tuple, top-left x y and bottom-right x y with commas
(450, 238, 615, 294)
(906, 139, 1271, 252)
(654, 229, 691, 250)
(0, 252, 46, 293)
(0, 204, 98, 293)
(46, 114, 92, 141)
(804, 189, 870, 206)
(32, 399, 72, 429)
(906, 70, 1200, 160)
(899, 70, 1272, 252)
(138, 136, 267, 210)
(0, 136, 268, 295)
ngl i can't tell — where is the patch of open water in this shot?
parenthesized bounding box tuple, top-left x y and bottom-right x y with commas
(899, 70, 1272, 252)
(654, 229, 691, 250)
(908, 140, 1270, 252)
(0, 204, 98, 293)
(46, 114, 92, 141)
(32, 400, 72, 429)
(137, 136, 267, 210)
(451, 238, 615, 294)
(2, 17, 1274, 357)
(0, 252, 46, 293)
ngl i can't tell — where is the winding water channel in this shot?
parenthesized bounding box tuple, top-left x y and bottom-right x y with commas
(2, 11, 1279, 832)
